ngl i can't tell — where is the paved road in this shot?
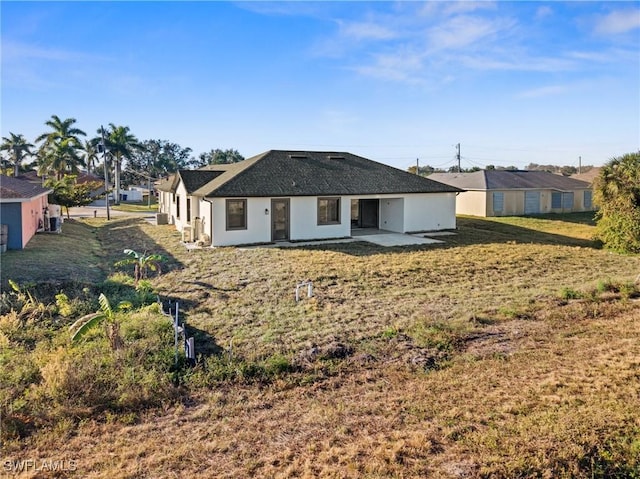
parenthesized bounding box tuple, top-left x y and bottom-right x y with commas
(66, 205, 157, 220)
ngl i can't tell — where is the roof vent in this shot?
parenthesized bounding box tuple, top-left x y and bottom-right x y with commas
(327, 155, 345, 160)
(289, 154, 307, 159)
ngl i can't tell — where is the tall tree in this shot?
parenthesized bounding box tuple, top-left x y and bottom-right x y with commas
(103, 124, 141, 204)
(1, 133, 34, 177)
(36, 115, 86, 180)
(38, 138, 86, 180)
(123, 139, 194, 185)
(593, 151, 640, 254)
(196, 148, 244, 167)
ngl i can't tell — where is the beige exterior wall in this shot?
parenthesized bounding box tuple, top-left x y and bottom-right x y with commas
(455, 190, 488, 216)
(457, 188, 594, 217)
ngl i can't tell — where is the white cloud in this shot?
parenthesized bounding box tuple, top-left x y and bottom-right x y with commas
(460, 53, 576, 72)
(1, 40, 111, 90)
(350, 48, 426, 84)
(440, 1, 497, 17)
(338, 20, 397, 41)
(2, 40, 99, 62)
(535, 6, 553, 20)
(593, 9, 640, 35)
(427, 15, 512, 51)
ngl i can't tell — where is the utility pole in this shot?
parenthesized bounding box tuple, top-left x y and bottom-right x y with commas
(100, 125, 111, 220)
(416, 158, 419, 175)
(578, 156, 582, 174)
(456, 143, 461, 172)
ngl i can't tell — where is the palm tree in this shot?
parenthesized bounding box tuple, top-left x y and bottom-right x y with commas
(1, 133, 34, 177)
(83, 139, 99, 175)
(36, 114, 86, 147)
(38, 138, 86, 180)
(104, 124, 140, 204)
(593, 151, 640, 253)
(36, 115, 86, 180)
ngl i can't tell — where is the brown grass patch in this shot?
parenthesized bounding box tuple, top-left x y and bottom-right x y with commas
(3, 213, 640, 478)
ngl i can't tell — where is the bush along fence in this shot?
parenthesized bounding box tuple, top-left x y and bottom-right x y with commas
(159, 296, 196, 371)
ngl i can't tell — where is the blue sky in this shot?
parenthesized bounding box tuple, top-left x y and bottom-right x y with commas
(2, 1, 639, 171)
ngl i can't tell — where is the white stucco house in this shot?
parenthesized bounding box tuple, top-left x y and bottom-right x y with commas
(156, 150, 462, 247)
(429, 170, 594, 217)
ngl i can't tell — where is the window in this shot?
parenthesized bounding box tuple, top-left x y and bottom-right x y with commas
(552, 192, 574, 210)
(226, 199, 247, 230)
(176, 195, 181, 219)
(318, 197, 340, 225)
(584, 190, 592, 209)
(562, 192, 574, 209)
(186, 198, 191, 223)
(492, 192, 504, 213)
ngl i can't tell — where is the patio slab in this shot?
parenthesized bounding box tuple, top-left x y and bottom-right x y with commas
(361, 233, 444, 247)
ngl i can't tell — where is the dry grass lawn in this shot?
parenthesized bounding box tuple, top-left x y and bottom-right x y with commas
(2, 213, 639, 478)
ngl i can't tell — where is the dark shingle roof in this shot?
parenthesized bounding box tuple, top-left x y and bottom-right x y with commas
(0, 175, 52, 200)
(179, 170, 226, 194)
(156, 170, 225, 193)
(192, 150, 462, 197)
(429, 170, 591, 191)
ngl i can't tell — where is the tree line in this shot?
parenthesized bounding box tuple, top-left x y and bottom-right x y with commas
(0, 114, 245, 203)
(407, 163, 596, 176)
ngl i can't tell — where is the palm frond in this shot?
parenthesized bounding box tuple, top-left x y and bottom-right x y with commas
(98, 293, 112, 317)
(69, 312, 103, 342)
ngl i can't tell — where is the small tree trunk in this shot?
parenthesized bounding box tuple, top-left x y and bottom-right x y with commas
(107, 322, 123, 350)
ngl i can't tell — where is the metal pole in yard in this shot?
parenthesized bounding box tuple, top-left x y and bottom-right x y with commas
(101, 126, 111, 220)
(174, 301, 179, 368)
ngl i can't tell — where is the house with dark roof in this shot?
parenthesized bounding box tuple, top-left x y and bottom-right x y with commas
(429, 170, 594, 217)
(0, 175, 53, 250)
(156, 150, 461, 247)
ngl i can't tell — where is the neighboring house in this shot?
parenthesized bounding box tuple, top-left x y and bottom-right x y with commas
(157, 150, 462, 247)
(76, 172, 107, 199)
(429, 170, 594, 217)
(0, 175, 52, 250)
(571, 167, 602, 185)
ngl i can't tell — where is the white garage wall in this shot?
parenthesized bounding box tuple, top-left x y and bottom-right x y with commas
(379, 198, 404, 232)
(403, 193, 457, 231)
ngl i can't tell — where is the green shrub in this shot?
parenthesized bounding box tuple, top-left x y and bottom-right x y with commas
(559, 287, 582, 300)
(186, 353, 295, 387)
(0, 301, 179, 440)
(593, 152, 640, 254)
